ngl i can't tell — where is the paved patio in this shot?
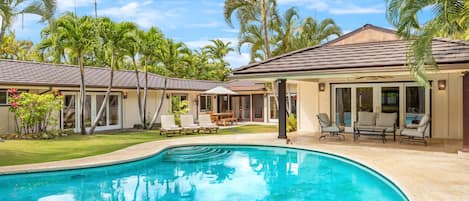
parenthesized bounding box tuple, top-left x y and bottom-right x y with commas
(0, 132, 468, 201)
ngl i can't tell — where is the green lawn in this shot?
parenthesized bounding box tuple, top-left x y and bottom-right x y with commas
(0, 124, 276, 166)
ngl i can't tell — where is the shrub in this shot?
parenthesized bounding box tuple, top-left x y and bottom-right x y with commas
(171, 97, 190, 126)
(286, 114, 297, 133)
(8, 89, 63, 137)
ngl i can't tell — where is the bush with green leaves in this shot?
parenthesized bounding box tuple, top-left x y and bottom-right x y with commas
(171, 97, 190, 126)
(8, 89, 63, 137)
(286, 114, 297, 133)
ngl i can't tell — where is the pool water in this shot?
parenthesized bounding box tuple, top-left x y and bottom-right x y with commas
(0, 145, 408, 201)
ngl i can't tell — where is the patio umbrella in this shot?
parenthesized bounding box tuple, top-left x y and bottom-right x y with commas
(203, 86, 237, 95)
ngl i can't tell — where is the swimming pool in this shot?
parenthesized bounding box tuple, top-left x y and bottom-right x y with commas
(0, 145, 408, 201)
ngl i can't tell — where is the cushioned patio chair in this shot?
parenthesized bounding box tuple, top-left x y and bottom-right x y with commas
(400, 114, 430, 146)
(180, 114, 200, 134)
(317, 113, 344, 140)
(160, 115, 182, 136)
(198, 114, 219, 134)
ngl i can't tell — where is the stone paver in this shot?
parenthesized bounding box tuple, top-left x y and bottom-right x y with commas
(1, 133, 468, 201)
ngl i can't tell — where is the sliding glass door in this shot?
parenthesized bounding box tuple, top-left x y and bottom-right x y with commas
(62, 92, 122, 132)
(332, 83, 430, 133)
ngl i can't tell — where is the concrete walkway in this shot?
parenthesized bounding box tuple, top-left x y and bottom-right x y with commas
(0, 133, 468, 201)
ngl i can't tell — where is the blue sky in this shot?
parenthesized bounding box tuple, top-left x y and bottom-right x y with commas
(14, 0, 399, 68)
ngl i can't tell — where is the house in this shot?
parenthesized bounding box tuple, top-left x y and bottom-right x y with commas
(0, 59, 293, 134)
(232, 24, 469, 151)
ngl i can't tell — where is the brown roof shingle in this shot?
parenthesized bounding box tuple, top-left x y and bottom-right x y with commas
(233, 38, 469, 76)
(0, 59, 264, 91)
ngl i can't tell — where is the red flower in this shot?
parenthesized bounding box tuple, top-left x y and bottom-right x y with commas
(11, 102, 19, 109)
(7, 88, 17, 96)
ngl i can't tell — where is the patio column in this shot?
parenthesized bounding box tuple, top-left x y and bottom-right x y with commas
(463, 73, 469, 152)
(278, 79, 287, 139)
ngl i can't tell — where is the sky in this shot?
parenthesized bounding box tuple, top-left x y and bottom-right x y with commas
(13, 0, 401, 68)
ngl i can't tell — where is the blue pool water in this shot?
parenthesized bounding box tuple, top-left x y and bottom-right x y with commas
(0, 145, 408, 201)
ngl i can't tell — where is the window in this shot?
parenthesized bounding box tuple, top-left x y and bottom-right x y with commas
(0, 90, 7, 105)
(200, 95, 212, 112)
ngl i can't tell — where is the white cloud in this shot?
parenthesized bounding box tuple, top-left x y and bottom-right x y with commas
(99, 1, 182, 29)
(277, 0, 384, 15)
(185, 37, 238, 49)
(226, 52, 250, 68)
(186, 21, 221, 28)
(57, 0, 95, 11)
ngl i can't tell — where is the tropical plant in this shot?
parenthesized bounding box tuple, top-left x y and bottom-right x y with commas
(286, 114, 297, 132)
(54, 13, 98, 134)
(8, 88, 63, 137)
(138, 27, 164, 128)
(0, 0, 56, 45)
(171, 98, 190, 126)
(0, 32, 35, 60)
(224, 0, 277, 59)
(88, 18, 137, 134)
(294, 17, 341, 49)
(386, 0, 469, 86)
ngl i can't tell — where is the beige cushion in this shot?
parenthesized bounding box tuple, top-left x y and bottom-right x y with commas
(317, 113, 331, 127)
(376, 113, 397, 127)
(417, 114, 430, 133)
(358, 112, 376, 126)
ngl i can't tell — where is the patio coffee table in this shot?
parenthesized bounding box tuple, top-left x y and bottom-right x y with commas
(354, 128, 387, 143)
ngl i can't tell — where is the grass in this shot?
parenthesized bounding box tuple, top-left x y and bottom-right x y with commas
(0, 124, 276, 166)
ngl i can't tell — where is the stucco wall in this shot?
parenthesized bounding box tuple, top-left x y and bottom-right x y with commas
(329, 28, 398, 46)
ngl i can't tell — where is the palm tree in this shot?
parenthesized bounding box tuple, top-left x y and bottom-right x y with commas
(386, 0, 469, 86)
(54, 13, 97, 134)
(271, 7, 300, 56)
(224, 0, 277, 58)
(238, 23, 270, 62)
(204, 39, 234, 63)
(138, 27, 163, 128)
(295, 17, 341, 49)
(88, 18, 137, 134)
(0, 0, 57, 45)
(156, 39, 190, 78)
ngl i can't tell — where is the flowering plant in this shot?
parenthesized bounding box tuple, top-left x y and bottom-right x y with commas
(7, 88, 63, 136)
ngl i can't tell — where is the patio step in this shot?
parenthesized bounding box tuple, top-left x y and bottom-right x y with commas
(163, 146, 231, 163)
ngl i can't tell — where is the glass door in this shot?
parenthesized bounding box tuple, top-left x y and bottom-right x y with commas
(252, 94, 264, 122)
(241, 96, 251, 121)
(356, 87, 374, 113)
(380, 86, 400, 127)
(335, 88, 352, 128)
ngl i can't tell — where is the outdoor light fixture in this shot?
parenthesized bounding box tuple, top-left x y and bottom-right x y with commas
(166, 94, 170, 99)
(318, 83, 326, 92)
(438, 80, 446, 90)
(123, 91, 128, 99)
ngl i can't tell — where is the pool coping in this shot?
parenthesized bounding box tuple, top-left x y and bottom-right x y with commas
(0, 134, 413, 200)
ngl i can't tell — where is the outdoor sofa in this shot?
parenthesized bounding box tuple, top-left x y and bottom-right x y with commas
(353, 112, 397, 143)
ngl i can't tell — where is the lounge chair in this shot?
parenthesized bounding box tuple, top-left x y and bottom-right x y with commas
(198, 114, 219, 133)
(400, 114, 430, 145)
(180, 114, 200, 134)
(160, 115, 182, 136)
(317, 113, 344, 140)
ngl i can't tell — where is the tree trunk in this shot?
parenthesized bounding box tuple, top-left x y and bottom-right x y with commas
(149, 78, 168, 129)
(88, 55, 114, 134)
(143, 59, 148, 129)
(133, 57, 144, 126)
(79, 53, 87, 135)
(261, 0, 271, 58)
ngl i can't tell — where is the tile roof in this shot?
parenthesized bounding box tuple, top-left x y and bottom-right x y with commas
(0, 59, 265, 91)
(233, 38, 469, 76)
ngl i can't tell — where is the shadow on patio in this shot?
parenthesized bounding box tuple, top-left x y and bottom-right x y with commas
(289, 132, 463, 153)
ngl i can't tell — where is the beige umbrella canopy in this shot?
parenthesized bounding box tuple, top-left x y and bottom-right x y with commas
(203, 86, 237, 95)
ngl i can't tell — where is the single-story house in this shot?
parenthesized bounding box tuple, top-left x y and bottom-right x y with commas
(232, 24, 469, 151)
(0, 60, 296, 134)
